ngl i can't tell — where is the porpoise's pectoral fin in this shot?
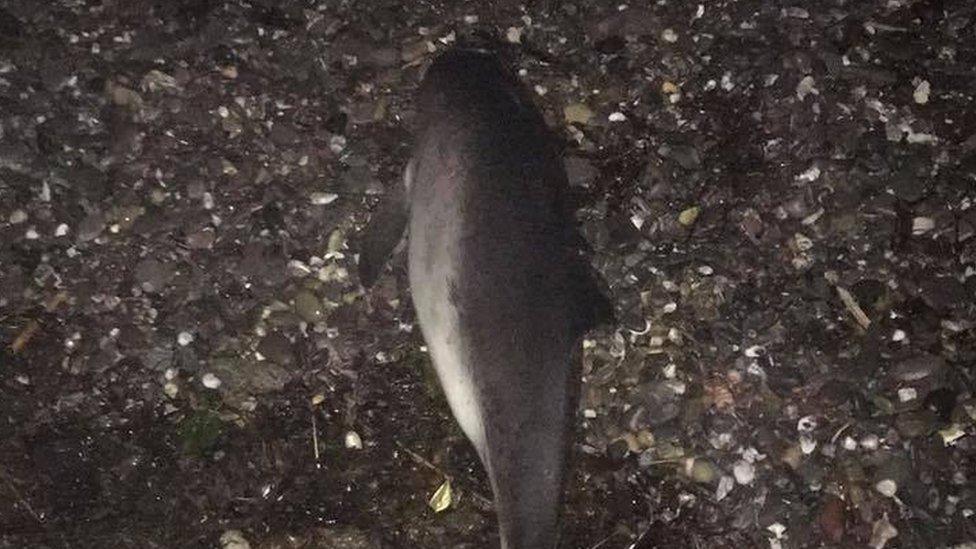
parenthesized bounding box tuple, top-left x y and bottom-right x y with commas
(357, 161, 415, 288)
(577, 268, 615, 334)
(564, 228, 615, 335)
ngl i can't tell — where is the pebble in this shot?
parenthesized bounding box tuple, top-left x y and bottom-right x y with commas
(505, 27, 522, 43)
(892, 354, 944, 382)
(800, 436, 817, 454)
(77, 212, 106, 242)
(797, 415, 818, 432)
(344, 430, 363, 450)
(795, 165, 821, 183)
(294, 290, 326, 323)
(310, 192, 340, 205)
(860, 434, 880, 450)
(661, 28, 678, 43)
(25, 227, 39, 239)
(685, 458, 718, 484)
(608, 112, 627, 122)
(796, 75, 818, 100)
(564, 103, 595, 125)
(202, 372, 222, 389)
(186, 229, 215, 249)
(913, 80, 930, 104)
(733, 460, 755, 485)
(8, 209, 27, 224)
(219, 530, 251, 549)
(163, 382, 179, 398)
(716, 475, 735, 501)
(892, 329, 907, 342)
(912, 216, 935, 235)
(870, 514, 898, 549)
(876, 479, 898, 498)
(177, 331, 194, 346)
(897, 387, 917, 402)
(55, 223, 69, 236)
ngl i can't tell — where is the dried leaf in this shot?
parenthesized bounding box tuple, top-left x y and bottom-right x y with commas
(704, 379, 735, 411)
(428, 480, 452, 513)
(869, 513, 898, 549)
(678, 206, 700, 226)
(818, 495, 846, 543)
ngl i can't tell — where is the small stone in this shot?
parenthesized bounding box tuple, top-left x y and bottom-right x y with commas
(685, 458, 717, 484)
(892, 329, 907, 342)
(77, 212, 105, 242)
(716, 475, 735, 501)
(782, 6, 810, 18)
(892, 354, 944, 382)
(220, 530, 251, 549)
(344, 430, 363, 449)
(913, 80, 930, 104)
(661, 28, 678, 43)
(860, 434, 880, 450)
(912, 216, 935, 235)
(896, 410, 936, 438)
(221, 66, 239, 79)
(797, 415, 818, 432)
(733, 460, 755, 485)
(329, 135, 347, 154)
(294, 290, 325, 323)
(842, 436, 857, 451)
(177, 331, 194, 346)
(793, 233, 814, 251)
(310, 192, 340, 205)
(800, 435, 817, 454)
(505, 27, 522, 43)
(608, 111, 627, 122)
(897, 387, 917, 402)
(55, 223, 69, 236)
(564, 103, 595, 125)
(8, 210, 27, 224)
(202, 373, 222, 389)
(795, 165, 821, 183)
(186, 228, 215, 249)
(24, 227, 39, 239)
(164, 382, 179, 398)
(796, 75, 818, 100)
(876, 479, 898, 498)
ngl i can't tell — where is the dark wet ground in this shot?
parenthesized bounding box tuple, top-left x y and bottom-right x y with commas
(1, 1, 975, 548)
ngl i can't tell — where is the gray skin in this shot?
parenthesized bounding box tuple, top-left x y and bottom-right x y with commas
(360, 47, 612, 549)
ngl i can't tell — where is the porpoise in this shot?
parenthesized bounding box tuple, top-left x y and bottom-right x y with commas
(359, 45, 613, 549)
